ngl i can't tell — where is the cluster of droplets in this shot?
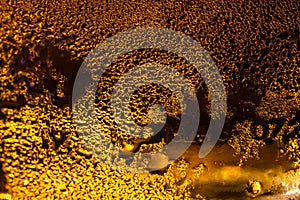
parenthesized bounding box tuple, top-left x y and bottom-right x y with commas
(0, 0, 299, 199)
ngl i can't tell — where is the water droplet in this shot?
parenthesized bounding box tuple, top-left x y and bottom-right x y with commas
(57, 94, 66, 99)
(26, 32, 32, 38)
(20, 59, 26, 65)
(29, 83, 35, 88)
(3, 44, 10, 50)
(81, 23, 87, 28)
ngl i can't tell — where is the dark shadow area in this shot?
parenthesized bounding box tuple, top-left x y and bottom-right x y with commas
(46, 44, 85, 106)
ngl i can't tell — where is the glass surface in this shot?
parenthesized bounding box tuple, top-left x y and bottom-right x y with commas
(0, 0, 299, 199)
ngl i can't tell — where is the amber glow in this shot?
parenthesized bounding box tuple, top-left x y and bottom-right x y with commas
(0, 0, 299, 199)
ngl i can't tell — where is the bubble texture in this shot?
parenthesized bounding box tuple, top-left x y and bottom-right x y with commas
(0, 0, 299, 199)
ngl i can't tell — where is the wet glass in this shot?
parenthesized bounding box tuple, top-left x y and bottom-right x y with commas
(0, 0, 299, 199)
